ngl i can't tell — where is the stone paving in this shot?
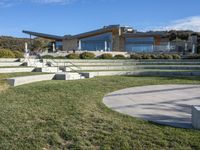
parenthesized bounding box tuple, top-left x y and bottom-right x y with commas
(103, 84, 200, 128)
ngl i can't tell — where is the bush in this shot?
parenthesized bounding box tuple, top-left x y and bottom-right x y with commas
(66, 53, 80, 59)
(42, 55, 54, 59)
(13, 51, 24, 58)
(114, 54, 126, 59)
(101, 53, 113, 59)
(172, 54, 181, 59)
(158, 54, 173, 59)
(141, 54, 152, 59)
(130, 54, 142, 59)
(0, 49, 15, 58)
(80, 52, 95, 59)
(186, 54, 200, 59)
(54, 56, 66, 59)
(150, 54, 157, 59)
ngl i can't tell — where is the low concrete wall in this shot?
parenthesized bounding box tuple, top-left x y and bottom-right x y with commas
(192, 106, 200, 129)
(91, 71, 200, 77)
(68, 65, 200, 71)
(7, 74, 55, 86)
(0, 62, 25, 67)
(0, 67, 35, 73)
(40, 51, 129, 57)
(0, 58, 19, 62)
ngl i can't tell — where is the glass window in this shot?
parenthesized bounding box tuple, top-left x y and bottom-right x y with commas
(126, 44, 154, 52)
(55, 41, 63, 50)
(125, 37, 154, 52)
(80, 33, 112, 51)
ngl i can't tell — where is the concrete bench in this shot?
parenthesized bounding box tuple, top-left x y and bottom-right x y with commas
(192, 106, 200, 129)
(7, 74, 55, 86)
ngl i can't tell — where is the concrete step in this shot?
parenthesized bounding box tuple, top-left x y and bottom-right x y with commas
(0, 58, 20, 62)
(7, 74, 55, 86)
(55, 73, 85, 80)
(0, 62, 25, 67)
(43, 59, 200, 63)
(67, 65, 200, 71)
(89, 71, 200, 77)
(0, 67, 35, 73)
(35, 67, 60, 73)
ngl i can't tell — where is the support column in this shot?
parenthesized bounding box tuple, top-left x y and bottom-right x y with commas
(168, 42, 171, 51)
(192, 44, 196, 54)
(25, 42, 28, 53)
(185, 43, 188, 52)
(78, 40, 82, 51)
(52, 43, 56, 52)
(104, 41, 108, 52)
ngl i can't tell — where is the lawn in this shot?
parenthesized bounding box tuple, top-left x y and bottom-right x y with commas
(0, 75, 200, 149)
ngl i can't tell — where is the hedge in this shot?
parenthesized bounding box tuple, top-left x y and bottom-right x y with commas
(114, 54, 126, 59)
(130, 53, 181, 60)
(66, 53, 80, 59)
(41, 55, 54, 59)
(80, 52, 95, 59)
(0, 49, 15, 58)
(13, 51, 24, 58)
(101, 53, 113, 59)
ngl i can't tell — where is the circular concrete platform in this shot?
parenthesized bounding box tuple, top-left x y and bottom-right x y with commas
(103, 84, 200, 128)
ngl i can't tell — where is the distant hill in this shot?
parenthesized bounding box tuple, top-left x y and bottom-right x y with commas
(0, 36, 51, 52)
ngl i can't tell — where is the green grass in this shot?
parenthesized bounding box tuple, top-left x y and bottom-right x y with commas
(0, 72, 48, 79)
(78, 69, 200, 72)
(0, 76, 200, 149)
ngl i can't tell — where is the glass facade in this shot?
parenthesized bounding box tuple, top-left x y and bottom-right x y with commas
(80, 33, 112, 51)
(55, 41, 63, 50)
(125, 37, 154, 52)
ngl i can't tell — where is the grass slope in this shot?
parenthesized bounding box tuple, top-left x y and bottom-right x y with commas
(0, 76, 200, 149)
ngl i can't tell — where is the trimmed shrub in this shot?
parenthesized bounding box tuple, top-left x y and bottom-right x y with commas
(186, 54, 200, 59)
(150, 54, 157, 59)
(101, 53, 113, 59)
(66, 53, 80, 59)
(80, 52, 95, 59)
(0, 49, 15, 58)
(172, 54, 181, 59)
(142, 54, 152, 59)
(114, 54, 126, 59)
(13, 51, 24, 58)
(54, 56, 66, 59)
(42, 55, 54, 59)
(158, 54, 173, 59)
(130, 54, 142, 59)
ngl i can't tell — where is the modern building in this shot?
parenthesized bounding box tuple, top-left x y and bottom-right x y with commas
(23, 25, 198, 53)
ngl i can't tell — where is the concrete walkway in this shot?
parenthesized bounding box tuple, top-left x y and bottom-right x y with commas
(103, 85, 200, 128)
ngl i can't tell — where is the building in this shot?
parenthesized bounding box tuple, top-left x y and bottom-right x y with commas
(23, 25, 198, 53)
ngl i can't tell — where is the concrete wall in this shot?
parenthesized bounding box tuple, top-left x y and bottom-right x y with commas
(63, 38, 78, 51)
(192, 106, 200, 129)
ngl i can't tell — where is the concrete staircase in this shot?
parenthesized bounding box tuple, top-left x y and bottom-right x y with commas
(1, 58, 200, 86)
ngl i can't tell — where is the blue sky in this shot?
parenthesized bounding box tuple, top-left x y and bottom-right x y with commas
(0, 0, 200, 37)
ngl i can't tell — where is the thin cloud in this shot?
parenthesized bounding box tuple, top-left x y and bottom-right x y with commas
(32, 0, 75, 5)
(0, 0, 76, 7)
(156, 16, 200, 32)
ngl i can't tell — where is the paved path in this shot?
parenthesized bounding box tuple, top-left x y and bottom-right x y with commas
(103, 84, 200, 128)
